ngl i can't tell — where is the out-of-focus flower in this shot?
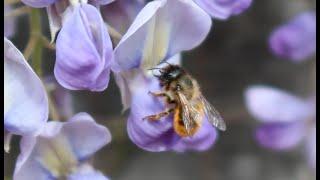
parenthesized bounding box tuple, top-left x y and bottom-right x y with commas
(112, 0, 212, 72)
(21, 0, 57, 8)
(245, 85, 316, 168)
(4, 37, 48, 136)
(127, 72, 217, 152)
(269, 11, 316, 62)
(194, 0, 252, 20)
(54, 3, 113, 91)
(4, 5, 16, 38)
(44, 76, 74, 120)
(101, 0, 145, 35)
(14, 112, 111, 180)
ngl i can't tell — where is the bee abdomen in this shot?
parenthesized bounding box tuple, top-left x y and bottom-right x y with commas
(173, 106, 200, 137)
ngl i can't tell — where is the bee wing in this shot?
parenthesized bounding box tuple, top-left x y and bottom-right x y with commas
(176, 92, 199, 135)
(200, 94, 226, 131)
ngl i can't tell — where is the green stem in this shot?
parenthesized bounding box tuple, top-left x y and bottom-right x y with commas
(29, 9, 43, 76)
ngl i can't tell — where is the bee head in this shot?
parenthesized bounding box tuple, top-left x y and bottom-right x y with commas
(154, 64, 184, 85)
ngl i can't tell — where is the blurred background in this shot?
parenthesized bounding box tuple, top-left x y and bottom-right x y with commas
(4, 0, 316, 179)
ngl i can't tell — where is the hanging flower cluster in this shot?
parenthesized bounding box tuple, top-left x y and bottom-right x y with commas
(4, 0, 254, 179)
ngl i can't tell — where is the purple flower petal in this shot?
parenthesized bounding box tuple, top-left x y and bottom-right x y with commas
(21, 0, 57, 8)
(68, 164, 109, 180)
(127, 75, 217, 152)
(255, 121, 305, 151)
(55, 3, 113, 91)
(172, 119, 217, 152)
(269, 11, 316, 62)
(194, 0, 252, 20)
(14, 112, 111, 179)
(245, 85, 312, 123)
(101, 0, 144, 34)
(4, 38, 48, 136)
(113, 0, 211, 72)
(4, 5, 16, 38)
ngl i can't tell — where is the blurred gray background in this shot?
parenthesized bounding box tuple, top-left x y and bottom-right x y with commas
(5, 0, 316, 179)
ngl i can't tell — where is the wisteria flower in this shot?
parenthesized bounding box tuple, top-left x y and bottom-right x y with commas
(127, 73, 218, 152)
(112, 0, 212, 72)
(194, 0, 252, 20)
(54, 2, 114, 91)
(4, 37, 48, 137)
(245, 85, 316, 168)
(4, 5, 16, 38)
(14, 112, 111, 180)
(269, 11, 316, 62)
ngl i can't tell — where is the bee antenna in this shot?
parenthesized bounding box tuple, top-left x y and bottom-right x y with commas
(147, 67, 161, 71)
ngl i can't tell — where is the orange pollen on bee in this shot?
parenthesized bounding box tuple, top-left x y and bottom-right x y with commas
(173, 103, 204, 137)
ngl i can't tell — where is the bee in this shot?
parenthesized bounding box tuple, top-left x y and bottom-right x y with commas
(143, 63, 226, 137)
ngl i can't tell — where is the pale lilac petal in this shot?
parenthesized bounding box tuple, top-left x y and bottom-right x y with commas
(194, 0, 252, 20)
(245, 85, 312, 123)
(305, 126, 316, 169)
(172, 119, 217, 152)
(113, 0, 211, 71)
(14, 113, 111, 179)
(55, 3, 113, 91)
(60, 112, 111, 160)
(127, 79, 177, 152)
(101, 0, 144, 34)
(269, 11, 316, 62)
(21, 0, 57, 8)
(68, 164, 109, 180)
(4, 5, 16, 38)
(4, 38, 48, 136)
(255, 121, 305, 151)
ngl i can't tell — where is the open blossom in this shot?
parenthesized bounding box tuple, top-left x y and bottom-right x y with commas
(4, 38, 48, 136)
(54, 2, 113, 91)
(245, 85, 316, 168)
(112, 0, 212, 72)
(269, 11, 316, 62)
(194, 0, 252, 20)
(14, 112, 111, 180)
(127, 71, 217, 152)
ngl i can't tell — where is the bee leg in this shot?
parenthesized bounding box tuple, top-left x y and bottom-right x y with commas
(148, 91, 176, 105)
(142, 108, 174, 121)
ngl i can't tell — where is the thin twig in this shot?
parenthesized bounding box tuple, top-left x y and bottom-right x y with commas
(4, 6, 30, 18)
(23, 36, 37, 61)
(106, 23, 123, 43)
(40, 35, 56, 50)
